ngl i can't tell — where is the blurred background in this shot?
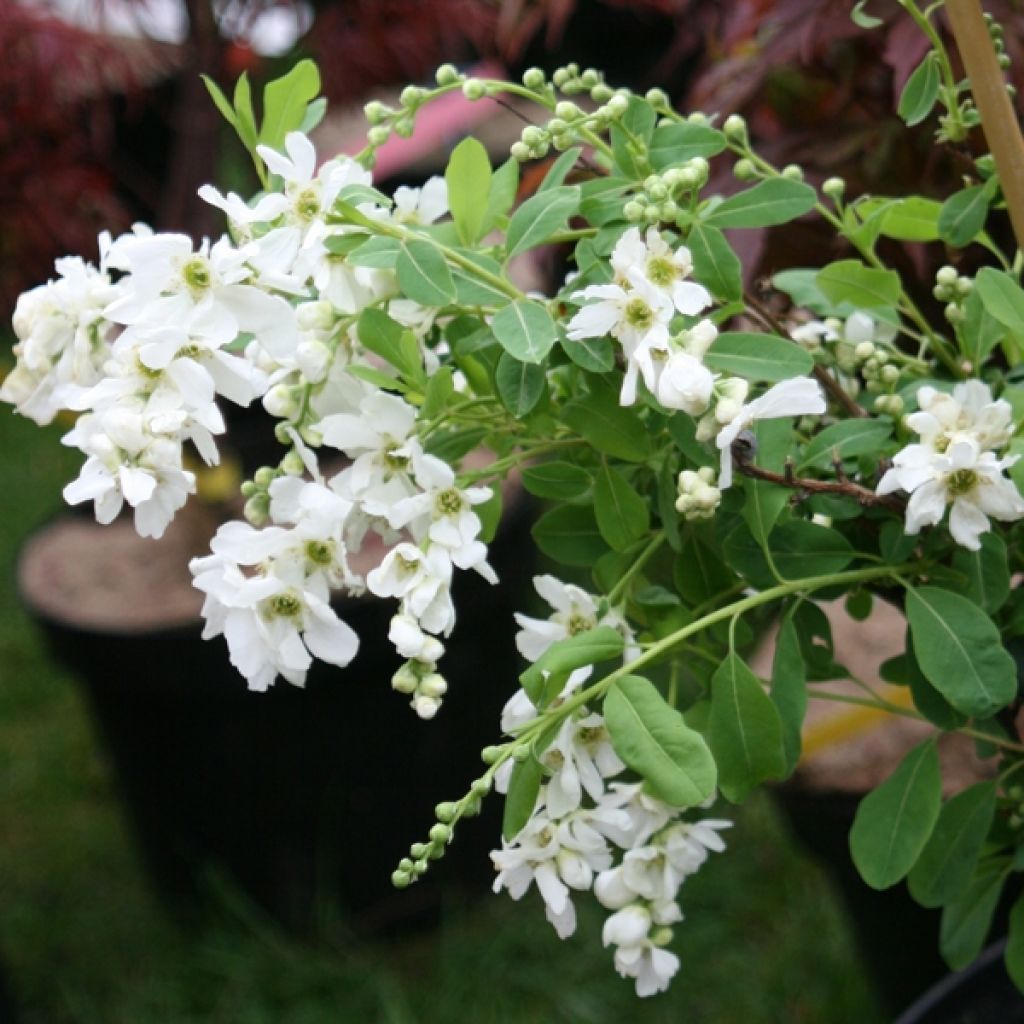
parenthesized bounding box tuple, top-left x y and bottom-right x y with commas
(6, 0, 1024, 1020)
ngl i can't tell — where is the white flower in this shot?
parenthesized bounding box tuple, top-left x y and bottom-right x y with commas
(366, 542, 457, 635)
(655, 349, 715, 415)
(877, 437, 1024, 550)
(540, 711, 626, 817)
(390, 177, 448, 225)
(715, 377, 826, 488)
(908, 380, 1015, 455)
(609, 227, 711, 316)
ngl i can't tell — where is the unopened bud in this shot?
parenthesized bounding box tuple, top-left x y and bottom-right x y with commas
(723, 114, 747, 141)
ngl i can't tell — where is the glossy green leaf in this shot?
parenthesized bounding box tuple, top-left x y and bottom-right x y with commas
(521, 461, 592, 500)
(674, 533, 735, 606)
(357, 308, 421, 381)
(594, 464, 650, 552)
(445, 137, 491, 245)
(502, 754, 543, 840)
(506, 185, 580, 259)
(908, 782, 997, 908)
(605, 675, 717, 806)
(938, 185, 990, 247)
(799, 419, 893, 469)
(688, 223, 742, 302)
(940, 860, 1008, 970)
(976, 268, 1024, 335)
(905, 586, 1017, 718)
(259, 59, 321, 149)
(495, 351, 546, 417)
(772, 268, 834, 315)
(709, 653, 786, 803)
(396, 240, 456, 307)
(491, 300, 558, 364)
(879, 197, 942, 241)
(532, 504, 610, 567)
(952, 533, 1011, 613)
(849, 739, 941, 890)
(482, 158, 519, 234)
(561, 380, 652, 462)
(538, 146, 583, 192)
(705, 179, 817, 229)
(722, 520, 854, 588)
(520, 626, 626, 705)
(771, 611, 807, 774)
(703, 332, 813, 382)
(347, 236, 401, 268)
(959, 288, 1005, 367)
(817, 260, 901, 308)
(648, 123, 726, 169)
(562, 332, 616, 372)
(898, 54, 940, 126)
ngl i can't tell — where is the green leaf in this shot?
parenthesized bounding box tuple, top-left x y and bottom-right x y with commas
(298, 96, 327, 134)
(906, 633, 967, 730)
(610, 97, 657, 178)
(648, 123, 726, 170)
(502, 754, 543, 840)
(703, 332, 813, 382)
(232, 72, 259, 152)
(849, 739, 941, 890)
(905, 586, 1017, 718)
(520, 626, 626, 705)
(880, 520, 917, 564)
(817, 260, 901, 308)
(397, 240, 457, 307)
(202, 74, 243, 134)
(482, 158, 519, 235)
(879, 197, 942, 242)
(771, 612, 807, 774)
(741, 479, 789, 558)
(1005, 893, 1024, 993)
(723, 520, 854, 588)
(605, 675, 717, 806)
(940, 860, 1008, 970)
(976, 267, 1024, 334)
(800, 419, 894, 469)
(491, 300, 558, 364)
(532, 504, 610, 567)
(709, 653, 786, 803)
(495, 351, 545, 417)
(450, 251, 512, 306)
(594, 464, 650, 552)
(898, 54, 940, 126)
(561, 380, 652, 462)
(851, 0, 883, 28)
(347, 236, 402, 268)
(521, 461, 592, 500)
(960, 289, 1005, 367)
(445, 137, 491, 246)
(952, 533, 1010, 613)
(705, 179, 817, 229)
(259, 59, 321, 149)
(908, 782, 997, 908)
(561, 332, 615, 372)
(538, 146, 583, 192)
(772, 268, 835, 315)
(505, 185, 580, 259)
(421, 366, 454, 420)
(675, 532, 735, 606)
(939, 185, 991, 247)
(688, 223, 742, 302)
(357, 308, 421, 381)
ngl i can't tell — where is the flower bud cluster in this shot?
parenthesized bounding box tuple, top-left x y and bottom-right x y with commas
(675, 467, 721, 520)
(933, 265, 973, 325)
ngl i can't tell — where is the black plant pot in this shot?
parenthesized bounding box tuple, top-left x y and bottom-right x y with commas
(19, 502, 534, 937)
(894, 940, 1024, 1024)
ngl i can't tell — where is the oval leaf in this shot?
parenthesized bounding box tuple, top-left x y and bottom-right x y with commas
(492, 299, 558, 365)
(605, 675, 717, 806)
(397, 239, 456, 307)
(704, 332, 813, 382)
(502, 754, 543, 840)
(521, 461, 592, 500)
(817, 260, 901, 308)
(687, 223, 742, 302)
(799, 419, 893, 469)
(531, 504, 609, 567)
(898, 54, 940, 126)
(495, 351, 545, 417)
(905, 586, 1017, 718)
(705, 179, 816, 229)
(708, 653, 786, 803)
(506, 185, 580, 259)
(976, 267, 1024, 334)
(938, 186, 990, 247)
(594, 464, 649, 552)
(849, 739, 941, 890)
(445, 137, 491, 245)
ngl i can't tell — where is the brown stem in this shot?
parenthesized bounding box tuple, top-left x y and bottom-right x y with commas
(733, 449, 905, 512)
(946, 0, 1024, 252)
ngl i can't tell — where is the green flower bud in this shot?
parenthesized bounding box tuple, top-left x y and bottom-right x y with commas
(400, 85, 424, 108)
(822, 177, 846, 200)
(733, 158, 757, 181)
(936, 265, 958, 286)
(723, 113, 747, 141)
(590, 83, 613, 103)
(392, 118, 414, 139)
(580, 68, 600, 88)
(429, 822, 452, 843)
(434, 801, 457, 823)
(854, 341, 875, 362)
(945, 302, 966, 324)
(243, 494, 269, 526)
(409, 842, 428, 859)
(481, 745, 502, 764)
(660, 200, 679, 221)
(510, 142, 531, 162)
(280, 450, 305, 476)
(367, 125, 391, 147)
(644, 204, 662, 224)
(462, 79, 485, 101)
(606, 94, 629, 117)
(253, 466, 276, 489)
(781, 163, 804, 181)
(956, 276, 974, 296)
(552, 68, 570, 88)
(933, 284, 952, 302)
(646, 181, 668, 201)
(881, 364, 900, 385)
(411, 859, 428, 876)
(522, 125, 545, 147)
(623, 200, 645, 222)
(645, 87, 670, 108)
(240, 480, 258, 498)
(391, 869, 412, 888)
(687, 111, 709, 125)
(398, 857, 414, 872)
(547, 118, 567, 135)
(363, 100, 390, 125)
(435, 63, 460, 86)
(555, 101, 580, 120)
(999, 53, 1012, 70)
(471, 777, 491, 797)
(522, 67, 546, 90)
(513, 744, 531, 762)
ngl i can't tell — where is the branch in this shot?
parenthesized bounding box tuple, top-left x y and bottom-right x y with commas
(732, 445, 905, 512)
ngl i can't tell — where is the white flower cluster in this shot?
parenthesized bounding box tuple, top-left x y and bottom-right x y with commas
(491, 576, 730, 997)
(877, 380, 1024, 549)
(3, 129, 497, 699)
(566, 227, 826, 489)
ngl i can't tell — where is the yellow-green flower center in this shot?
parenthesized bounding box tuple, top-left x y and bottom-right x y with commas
(625, 297, 653, 329)
(305, 540, 334, 566)
(269, 591, 302, 618)
(435, 487, 463, 517)
(947, 468, 978, 496)
(182, 257, 212, 292)
(646, 256, 676, 287)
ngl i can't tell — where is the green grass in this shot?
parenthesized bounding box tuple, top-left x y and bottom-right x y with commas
(0, 408, 884, 1023)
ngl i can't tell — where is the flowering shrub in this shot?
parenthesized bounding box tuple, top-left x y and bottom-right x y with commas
(9, 0, 1024, 999)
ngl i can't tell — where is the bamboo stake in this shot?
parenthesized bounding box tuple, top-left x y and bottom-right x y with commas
(945, 0, 1024, 252)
